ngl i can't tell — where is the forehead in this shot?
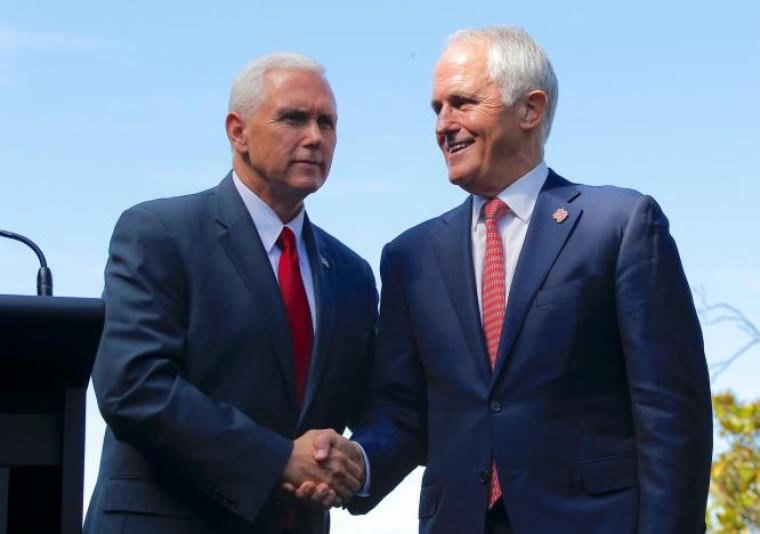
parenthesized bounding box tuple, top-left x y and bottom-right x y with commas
(432, 42, 492, 97)
(261, 69, 336, 113)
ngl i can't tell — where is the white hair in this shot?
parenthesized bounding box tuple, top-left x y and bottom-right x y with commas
(228, 52, 326, 116)
(447, 26, 558, 143)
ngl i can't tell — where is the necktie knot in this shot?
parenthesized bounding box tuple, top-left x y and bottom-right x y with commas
(277, 227, 296, 252)
(483, 197, 509, 222)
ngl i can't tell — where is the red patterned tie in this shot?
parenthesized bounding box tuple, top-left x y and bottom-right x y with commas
(482, 197, 509, 509)
(277, 227, 313, 407)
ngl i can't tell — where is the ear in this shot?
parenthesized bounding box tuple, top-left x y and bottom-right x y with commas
(518, 90, 548, 134)
(226, 112, 249, 154)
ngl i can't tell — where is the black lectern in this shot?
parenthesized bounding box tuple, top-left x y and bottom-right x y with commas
(0, 295, 103, 534)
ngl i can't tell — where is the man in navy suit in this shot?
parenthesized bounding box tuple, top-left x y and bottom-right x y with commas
(320, 26, 711, 533)
(84, 53, 374, 533)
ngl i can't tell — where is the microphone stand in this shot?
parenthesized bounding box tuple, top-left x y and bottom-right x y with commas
(0, 229, 53, 296)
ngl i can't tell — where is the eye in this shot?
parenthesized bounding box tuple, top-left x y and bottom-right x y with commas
(450, 96, 475, 110)
(279, 110, 309, 124)
(431, 102, 442, 116)
(317, 114, 335, 130)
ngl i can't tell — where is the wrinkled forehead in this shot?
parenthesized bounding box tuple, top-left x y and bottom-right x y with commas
(437, 41, 490, 74)
(263, 68, 336, 108)
(433, 41, 492, 93)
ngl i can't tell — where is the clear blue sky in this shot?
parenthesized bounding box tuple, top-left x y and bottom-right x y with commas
(1, 1, 758, 530)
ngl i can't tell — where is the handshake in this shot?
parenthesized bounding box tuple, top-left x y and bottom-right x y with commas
(281, 429, 365, 509)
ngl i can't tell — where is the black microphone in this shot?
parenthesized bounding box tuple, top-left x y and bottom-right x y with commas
(0, 229, 53, 296)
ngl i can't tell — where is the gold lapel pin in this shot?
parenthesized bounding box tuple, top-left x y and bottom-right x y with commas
(552, 208, 569, 224)
(320, 256, 330, 269)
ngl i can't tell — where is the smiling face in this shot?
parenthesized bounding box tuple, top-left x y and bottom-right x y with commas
(227, 68, 337, 219)
(432, 41, 527, 196)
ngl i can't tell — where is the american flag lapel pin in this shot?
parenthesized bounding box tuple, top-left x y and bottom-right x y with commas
(320, 256, 330, 269)
(552, 208, 568, 224)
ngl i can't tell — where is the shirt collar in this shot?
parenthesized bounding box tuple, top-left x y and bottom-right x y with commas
(232, 171, 306, 253)
(471, 161, 549, 227)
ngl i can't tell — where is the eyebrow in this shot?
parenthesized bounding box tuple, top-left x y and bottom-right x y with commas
(277, 106, 307, 115)
(278, 107, 336, 120)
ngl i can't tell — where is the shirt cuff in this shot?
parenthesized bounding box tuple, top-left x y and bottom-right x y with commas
(354, 441, 371, 497)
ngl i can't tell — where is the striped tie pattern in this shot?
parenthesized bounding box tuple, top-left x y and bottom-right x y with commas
(482, 197, 509, 509)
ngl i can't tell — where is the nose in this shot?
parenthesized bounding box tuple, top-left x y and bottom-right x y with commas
(435, 105, 459, 139)
(303, 119, 323, 148)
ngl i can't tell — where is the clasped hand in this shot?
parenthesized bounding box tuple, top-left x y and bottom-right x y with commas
(281, 429, 364, 508)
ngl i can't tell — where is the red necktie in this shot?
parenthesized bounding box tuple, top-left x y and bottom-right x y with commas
(482, 197, 509, 509)
(277, 227, 313, 407)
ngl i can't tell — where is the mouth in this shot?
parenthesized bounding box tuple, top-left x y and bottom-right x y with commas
(293, 160, 321, 166)
(446, 139, 474, 154)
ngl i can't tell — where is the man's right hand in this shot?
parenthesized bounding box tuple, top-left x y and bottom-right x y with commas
(281, 429, 364, 506)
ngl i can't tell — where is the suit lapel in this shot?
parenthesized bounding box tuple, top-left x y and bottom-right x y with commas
(298, 218, 335, 426)
(214, 174, 298, 410)
(433, 197, 492, 383)
(492, 170, 582, 383)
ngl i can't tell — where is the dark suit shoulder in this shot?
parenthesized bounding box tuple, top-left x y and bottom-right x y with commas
(111, 182, 224, 256)
(572, 182, 660, 226)
(574, 182, 644, 203)
(545, 168, 646, 208)
(386, 198, 469, 251)
(125, 185, 217, 225)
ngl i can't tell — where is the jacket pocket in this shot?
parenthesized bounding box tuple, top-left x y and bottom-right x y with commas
(576, 454, 638, 495)
(535, 274, 609, 308)
(418, 485, 439, 519)
(101, 478, 192, 517)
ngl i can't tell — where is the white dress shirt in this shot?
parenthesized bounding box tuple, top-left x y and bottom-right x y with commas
(471, 161, 549, 318)
(232, 172, 316, 331)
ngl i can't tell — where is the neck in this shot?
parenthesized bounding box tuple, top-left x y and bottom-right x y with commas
(472, 151, 544, 198)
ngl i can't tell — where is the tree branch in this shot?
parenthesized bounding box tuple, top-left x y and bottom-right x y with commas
(693, 286, 760, 381)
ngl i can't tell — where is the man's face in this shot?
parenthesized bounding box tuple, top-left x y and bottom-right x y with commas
(431, 42, 522, 195)
(238, 69, 337, 204)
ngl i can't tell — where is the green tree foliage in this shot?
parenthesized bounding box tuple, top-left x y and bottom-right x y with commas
(708, 392, 760, 533)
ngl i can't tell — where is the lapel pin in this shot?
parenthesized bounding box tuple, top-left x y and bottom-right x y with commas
(320, 256, 330, 269)
(552, 208, 569, 224)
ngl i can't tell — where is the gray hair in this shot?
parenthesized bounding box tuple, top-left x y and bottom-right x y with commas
(447, 26, 558, 143)
(228, 52, 327, 116)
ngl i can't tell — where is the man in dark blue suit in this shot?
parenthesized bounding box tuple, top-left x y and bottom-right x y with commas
(339, 26, 712, 533)
(85, 53, 374, 533)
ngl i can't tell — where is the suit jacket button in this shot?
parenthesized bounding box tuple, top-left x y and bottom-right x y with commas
(479, 469, 489, 484)
(490, 401, 502, 413)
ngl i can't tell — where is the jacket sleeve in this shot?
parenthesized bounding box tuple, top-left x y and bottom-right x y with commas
(615, 195, 712, 533)
(348, 243, 427, 514)
(346, 259, 380, 431)
(92, 205, 292, 523)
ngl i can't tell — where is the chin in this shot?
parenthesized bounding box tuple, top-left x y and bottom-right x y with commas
(294, 176, 325, 195)
(447, 171, 475, 193)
